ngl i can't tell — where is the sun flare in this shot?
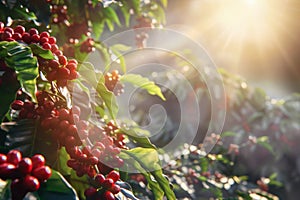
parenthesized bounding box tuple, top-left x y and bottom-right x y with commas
(189, 0, 294, 72)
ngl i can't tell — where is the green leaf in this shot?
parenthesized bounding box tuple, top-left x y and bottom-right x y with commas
(2, 120, 36, 156)
(77, 62, 98, 87)
(110, 47, 126, 73)
(120, 1, 131, 26)
(94, 42, 111, 70)
(69, 171, 90, 200)
(37, 170, 78, 200)
(161, 0, 168, 7)
(120, 74, 166, 101)
(119, 151, 164, 199)
(89, 11, 105, 39)
(0, 41, 38, 102)
(96, 82, 119, 119)
(103, 7, 121, 27)
(257, 136, 274, 154)
(120, 148, 176, 200)
(110, 44, 132, 73)
(105, 18, 114, 32)
(128, 0, 141, 15)
(121, 127, 156, 149)
(0, 86, 19, 122)
(28, 44, 55, 60)
(200, 157, 209, 172)
(111, 44, 132, 52)
(56, 147, 72, 176)
(221, 131, 237, 138)
(152, 4, 166, 24)
(11, 5, 37, 21)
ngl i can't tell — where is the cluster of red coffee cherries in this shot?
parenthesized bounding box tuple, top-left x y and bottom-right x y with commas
(0, 150, 51, 200)
(84, 170, 121, 200)
(103, 121, 127, 149)
(104, 70, 124, 96)
(0, 22, 78, 87)
(133, 16, 153, 49)
(50, 4, 68, 24)
(80, 38, 95, 53)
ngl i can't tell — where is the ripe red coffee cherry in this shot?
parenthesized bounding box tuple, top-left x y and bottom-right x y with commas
(12, 33, 22, 40)
(95, 174, 105, 185)
(58, 55, 67, 65)
(31, 154, 45, 169)
(32, 166, 52, 182)
(59, 120, 70, 130)
(103, 191, 115, 200)
(23, 175, 40, 192)
(18, 157, 33, 175)
(22, 32, 31, 43)
(31, 34, 40, 43)
(102, 178, 114, 189)
(109, 184, 121, 194)
(84, 187, 97, 198)
(7, 150, 22, 165)
(66, 63, 77, 71)
(0, 22, 4, 31)
(4, 27, 14, 34)
(0, 163, 17, 179)
(14, 25, 25, 34)
(42, 43, 52, 50)
(29, 28, 39, 36)
(48, 60, 60, 70)
(51, 44, 59, 52)
(1, 32, 12, 40)
(11, 100, 24, 110)
(11, 178, 27, 200)
(40, 31, 50, 39)
(58, 108, 70, 120)
(107, 171, 120, 182)
(58, 67, 70, 79)
(40, 37, 48, 44)
(0, 154, 7, 164)
(48, 36, 56, 44)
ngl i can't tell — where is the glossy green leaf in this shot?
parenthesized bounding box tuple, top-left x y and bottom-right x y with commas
(0, 41, 38, 102)
(28, 44, 55, 60)
(120, 148, 176, 200)
(56, 147, 72, 176)
(120, 1, 131, 26)
(69, 171, 90, 200)
(221, 131, 237, 138)
(119, 151, 164, 199)
(120, 74, 166, 101)
(96, 82, 119, 119)
(121, 127, 156, 149)
(128, 0, 140, 15)
(11, 5, 37, 21)
(37, 170, 78, 200)
(103, 7, 121, 27)
(94, 42, 111, 70)
(110, 47, 126, 73)
(257, 136, 274, 154)
(2, 120, 36, 156)
(77, 62, 98, 87)
(89, 11, 104, 39)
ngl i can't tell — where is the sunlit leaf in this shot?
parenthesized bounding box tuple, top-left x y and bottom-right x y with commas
(37, 170, 78, 200)
(120, 74, 166, 101)
(96, 82, 119, 119)
(28, 44, 55, 60)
